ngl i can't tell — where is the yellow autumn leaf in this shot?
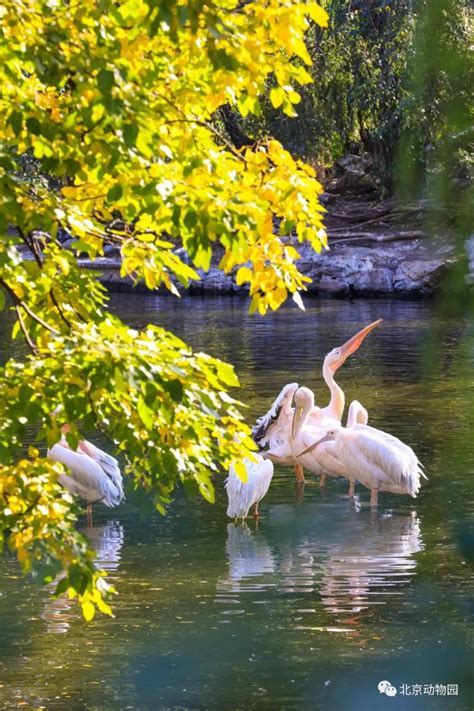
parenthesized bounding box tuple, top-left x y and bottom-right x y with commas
(82, 600, 96, 622)
(233, 460, 248, 483)
(306, 3, 329, 28)
(235, 266, 253, 285)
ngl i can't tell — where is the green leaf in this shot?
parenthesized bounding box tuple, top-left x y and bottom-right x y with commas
(107, 184, 123, 202)
(137, 398, 154, 428)
(123, 122, 138, 147)
(97, 69, 115, 94)
(26, 117, 41, 135)
(8, 111, 23, 136)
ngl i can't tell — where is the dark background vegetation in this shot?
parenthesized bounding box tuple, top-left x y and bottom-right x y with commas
(221, 0, 472, 200)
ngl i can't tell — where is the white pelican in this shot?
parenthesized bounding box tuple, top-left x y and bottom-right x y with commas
(252, 320, 382, 482)
(298, 424, 426, 507)
(252, 383, 304, 480)
(290, 395, 369, 489)
(290, 386, 349, 488)
(307, 318, 382, 427)
(225, 455, 274, 521)
(47, 425, 124, 524)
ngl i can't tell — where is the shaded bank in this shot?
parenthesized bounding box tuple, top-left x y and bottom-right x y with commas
(77, 195, 463, 299)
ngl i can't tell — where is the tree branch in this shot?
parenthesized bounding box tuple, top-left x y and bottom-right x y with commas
(0, 280, 60, 336)
(14, 301, 37, 354)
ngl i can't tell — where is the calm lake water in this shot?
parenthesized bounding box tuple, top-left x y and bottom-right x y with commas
(0, 295, 473, 710)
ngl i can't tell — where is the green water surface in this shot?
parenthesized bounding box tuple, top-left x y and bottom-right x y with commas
(0, 296, 473, 710)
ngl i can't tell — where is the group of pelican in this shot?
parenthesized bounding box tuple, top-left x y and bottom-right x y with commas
(46, 320, 425, 527)
(226, 319, 426, 520)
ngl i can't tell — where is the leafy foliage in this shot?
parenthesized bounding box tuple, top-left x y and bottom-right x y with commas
(0, 0, 328, 617)
(236, 0, 472, 191)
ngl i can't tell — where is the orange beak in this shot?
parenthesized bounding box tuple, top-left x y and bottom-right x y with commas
(335, 318, 383, 367)
(298, 432, 334, 457)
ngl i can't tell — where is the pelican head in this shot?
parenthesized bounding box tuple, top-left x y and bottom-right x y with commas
(282, 382, 299, 404)
(324, 319, 383, 373)
(298, 428, 339, 457)
(291, 387, 315, 439)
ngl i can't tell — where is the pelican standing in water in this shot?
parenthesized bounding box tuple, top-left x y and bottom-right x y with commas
(225, 454, 274, 522)
(298, 424, 426, 507)
(291, 388, 369, 489)
(251, 382, 304, 480)
(252, 319, 382, 482)
(47, 424, 124, 524)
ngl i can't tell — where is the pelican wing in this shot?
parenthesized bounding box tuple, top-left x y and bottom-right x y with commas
(343, 431, 424, 497)
(48, 441, 124, 507)
(354, 425, 427, 477)
(78, 440, 124, 502)
(252, 382, 298, 447)
(48, 443, 107, 501)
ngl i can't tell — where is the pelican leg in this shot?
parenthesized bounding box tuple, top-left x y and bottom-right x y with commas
(253, 503, 260, 519)
(294, 464, 306, 483)
(86, 501, 93, 527)
(370, 489, 378, 508)
(295, 480, 305, 504)
(320, 473, 327, 488)
(348, 481, 355, 497)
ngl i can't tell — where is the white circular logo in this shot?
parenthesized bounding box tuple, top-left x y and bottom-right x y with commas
(378, 680, 397, 696)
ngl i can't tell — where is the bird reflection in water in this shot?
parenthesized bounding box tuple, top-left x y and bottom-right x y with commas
(41, 521, 124, 633)
(221, 503, 423, 629)
(216, 523, 275, 598)
(319, 512, 423, 621)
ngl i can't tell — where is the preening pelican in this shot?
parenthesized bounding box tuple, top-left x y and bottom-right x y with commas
(252, 383, 303, 479)
(299, 425, 426, 507)
(346, 400, 369, 428)
(252, 320, 382, 482)
(225, 455, 274, 521)
(47, 425, 124, 524)
(291, 386, 350, 488)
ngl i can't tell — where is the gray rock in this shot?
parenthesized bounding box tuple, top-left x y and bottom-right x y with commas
(317, 276, 350, 296)
(103, 244, 121, 258)
(393, 259, 446, 294)
(57, 226, 72, 243)
(352, 268, 393, 294)
(199, 267, 234, 292)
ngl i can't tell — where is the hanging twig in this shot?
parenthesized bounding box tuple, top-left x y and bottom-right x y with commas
(1, 280, 60, 335)
(14, 302, 37, 354)
(20, 301, 60, 335)
(49, 289, 72, 328)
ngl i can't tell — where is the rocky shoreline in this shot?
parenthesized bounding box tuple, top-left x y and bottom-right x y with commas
(78, 194, 459, 299)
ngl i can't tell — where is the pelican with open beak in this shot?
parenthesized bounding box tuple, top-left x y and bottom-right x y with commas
(307, 319, 383, 428)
